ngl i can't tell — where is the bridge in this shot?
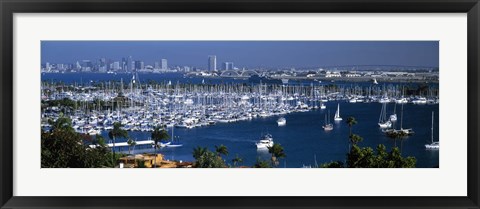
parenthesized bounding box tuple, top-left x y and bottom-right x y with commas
(219, 70, 260, 78)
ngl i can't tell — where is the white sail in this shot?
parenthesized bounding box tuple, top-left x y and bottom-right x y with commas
(334, 103, 342, 121)
(378, 103, 392, 128)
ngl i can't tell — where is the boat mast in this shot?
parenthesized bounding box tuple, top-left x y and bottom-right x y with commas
(400, 103, 404, 130)
(431, 111, 434, 143)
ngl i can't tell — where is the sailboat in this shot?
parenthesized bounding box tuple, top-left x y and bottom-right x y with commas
(378, 103, 392, 128)
(389, 103, 397, 122)
(384, 104, 414, 135)
(166, 125, 183, 147)
(334, 103, 342, 121)
(323, 110, 333, 131)
(425, 111, 439, 149)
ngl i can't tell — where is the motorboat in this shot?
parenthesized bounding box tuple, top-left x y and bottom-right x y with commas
(256, 134, 274, 149)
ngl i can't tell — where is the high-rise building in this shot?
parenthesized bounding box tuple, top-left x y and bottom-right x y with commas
(128, 56, 133, 72)
(113, 61, 121, 71)
(57, 63, 64, 71)
(208, 55, 217, 71)
(154, 62, 160, 69)
(161, 59, 168, 70)
(75, 61, 81, 70)
(134, 61, 144, 70)
(222, 62, 234, 70)
(82, 60, 93, 72)
(122, 57, 128, 71)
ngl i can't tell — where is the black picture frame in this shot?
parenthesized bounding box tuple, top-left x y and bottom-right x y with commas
(1, 0, 479, 208)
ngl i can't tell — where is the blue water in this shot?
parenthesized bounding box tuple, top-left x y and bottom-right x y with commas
(102, 102, 439, 168)
(42, 72, 246, 85)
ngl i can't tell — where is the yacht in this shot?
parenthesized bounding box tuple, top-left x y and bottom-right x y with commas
(277, 117, 286, 126)
(412, 97, 427, 104)
(320, 103, 326, 109)
(395, 98, 408, 104)
(256, 134, 274, 149)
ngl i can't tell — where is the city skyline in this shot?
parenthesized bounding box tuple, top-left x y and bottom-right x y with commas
(41, 41, 439, 69)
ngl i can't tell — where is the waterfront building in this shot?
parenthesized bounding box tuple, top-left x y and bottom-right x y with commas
(325, 71, 342, 78)
(208, 55, 217, 71)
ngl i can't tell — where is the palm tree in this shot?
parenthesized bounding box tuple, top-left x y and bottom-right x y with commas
(267, 143, 286, 167)
(108, 122, 128, 167)
(231, 154, 243, 167)
(346, 116, 357, 136)
(127, 138, 136, 155)
(346, 116, 357, 149)
(51, 116, 74, 132)
(93, 134, 106, 147)
(215, 144, 229, 157)
(193, 146, 208, 160)
(349, 134, 363, 145)
(151, 126, 170, 168)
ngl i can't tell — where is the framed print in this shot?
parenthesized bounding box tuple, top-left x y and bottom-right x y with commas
(1, 0, 479, 208)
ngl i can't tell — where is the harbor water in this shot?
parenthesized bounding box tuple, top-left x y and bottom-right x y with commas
(100, 102, 439, 168)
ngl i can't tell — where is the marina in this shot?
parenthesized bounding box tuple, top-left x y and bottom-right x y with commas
(41, 73, 439, 168)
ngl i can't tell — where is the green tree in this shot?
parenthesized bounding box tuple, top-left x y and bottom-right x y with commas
(231, 154, 243, 167)
(193, 149, 226, 168)
(215, 144, 229, 157)
(267, 143, 286, 167)
(253, 159, 271, 168)
(321, 161, 344, 168)
(346, 116, 357, 136)
(108, 122, 128, 167)
(349, 134, 364, 145)
(346, 116, 357, 149)
(50, 116, 74, 133)
(344, 144, 416, 168)
(127, 138, 136, 155)
(42, 122, 117, 168)
(151, 126, 170, 168)
(193, 146, 208, 159)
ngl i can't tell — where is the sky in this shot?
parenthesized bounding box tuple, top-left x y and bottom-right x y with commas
(41, 41, 439, 68)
